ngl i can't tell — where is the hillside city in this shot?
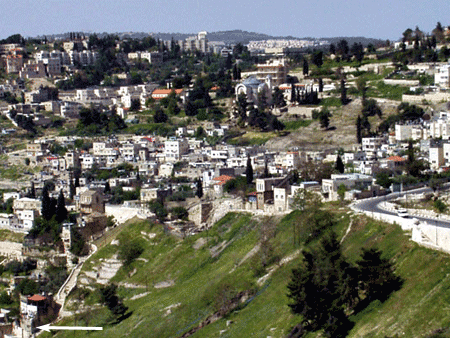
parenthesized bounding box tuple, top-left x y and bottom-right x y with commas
(0, 23, 449, 337)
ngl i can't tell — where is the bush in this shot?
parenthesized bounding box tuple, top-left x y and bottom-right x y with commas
(117, 234, 145, 266)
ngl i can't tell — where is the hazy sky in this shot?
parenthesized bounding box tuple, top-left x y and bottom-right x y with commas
(2, 0, 449, 41)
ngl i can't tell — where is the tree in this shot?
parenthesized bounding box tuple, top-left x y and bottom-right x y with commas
(362, 99, 382, 118)
(319, 108, 331, 129)
(335, 155, 345, 174)
(375, 171, 392, 189)
(312, 50, 323, 68)
(28, 181, 36, 199)
(340, 79, 348, 105)
(263, 158, 270, 178)
(357, 248, 401, 302)
(302, 58, 309, 76)
(287, 232, 357, 336)
(272, 87, 286, 108)
(153, 108, 168, 123)
(356, 77, 367, 102)
(195, 178, 203, 198)
(337, 183, 347, 201)
(246, 155, 253, 185)
(337, 39, 349, 56)
(434, 199, 447, 214)
(55, 190, 68, 224)
(99, 283, 128, 321)
(291, 188, 323, 212)
(130, 99, 141, 111)
(356, 115, 363, 144)
(236, 93, 248, 121)
(329, 43, 336, 55)
(318, 78, 323, 93)
(41, 185, 55, 221)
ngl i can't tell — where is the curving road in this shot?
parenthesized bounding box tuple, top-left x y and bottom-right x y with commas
(352, 184, 450, 229)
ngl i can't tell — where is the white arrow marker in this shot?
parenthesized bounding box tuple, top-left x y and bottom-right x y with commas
(37, 324, 103, 332)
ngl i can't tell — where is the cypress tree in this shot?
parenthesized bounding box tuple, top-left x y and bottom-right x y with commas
(41, 185, 53, 221)
(356, 115, 363, 144)
(246, 155, 253, 185)
(195, 178, 203, 199)
(340, 79, 347, 105)
(55, 190, 68, 224)
(335, 155, 345, 174)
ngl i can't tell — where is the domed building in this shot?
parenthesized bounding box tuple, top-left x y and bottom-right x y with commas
(235, 75, 272, 105)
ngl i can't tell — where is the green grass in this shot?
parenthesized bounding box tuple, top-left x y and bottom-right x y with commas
(283, 120, 313, 130)
(321, 97, 343, 107)
(0, 230, 25, 242)
(365, 81, 411, 101)
(42, 208, 450, 338)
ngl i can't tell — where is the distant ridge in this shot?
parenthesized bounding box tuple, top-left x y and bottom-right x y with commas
(34, 30, 385, 46)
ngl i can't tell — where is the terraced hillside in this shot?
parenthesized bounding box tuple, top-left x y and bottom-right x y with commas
(43, 208, 450, 338)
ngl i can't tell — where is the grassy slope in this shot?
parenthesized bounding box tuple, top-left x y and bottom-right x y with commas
(44, 209, 450, 338)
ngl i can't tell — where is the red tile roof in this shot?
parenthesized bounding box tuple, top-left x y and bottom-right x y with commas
(213, 175, 234, 182)
(28, 294, 46, 302)
(386, 156, 406, 162)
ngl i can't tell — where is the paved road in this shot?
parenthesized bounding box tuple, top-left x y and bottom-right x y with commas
(353, 184, 450, 229)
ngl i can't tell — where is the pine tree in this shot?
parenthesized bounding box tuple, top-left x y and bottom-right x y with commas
(55, 190, 68, 224)
(246, 155, 253, 185)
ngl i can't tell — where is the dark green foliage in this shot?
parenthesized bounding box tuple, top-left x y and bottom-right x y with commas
(130, 98, 141, 111)
(148, 199, 168, 221)
(153, 108, 168, 123)
(117, 234, 145, 266)
(434, 199, 447, 214)
(195, 178, 203, 198)
(312, 50, 323, 68)
(356, 115, 363, 144)
(287, 232, 356, 337)
(340, 79, 348, 105)
(272, 87, 286, 108)
(70, 227, 88, 256)
(303, 59, 309, 76)
(29, 216, 61, 242)
(357, 248, 402, 303)
(288, 232, 401, 337)
(76, 106, 126, 136)
(224, 176, 247, 194)
(335, 155, 345, 174)
(41, 185, 56, 222)
(246, 156, 253, 185)
(375, 171, 393, 189)
(0, 291, 12, 305)
(109, 186, 140, 205)
(0, 197, 14, 214)
(55, 190, 68, 224)
(4, 259, 37, 275)
(41, 265, 69, 295)
(170, 206, 189, 220)
(16, 278, 39, 296)
(362, 99, 382, 119)
(99, 283, 128, 321)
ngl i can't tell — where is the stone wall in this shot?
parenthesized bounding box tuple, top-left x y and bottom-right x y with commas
(0, 241, 22, 257)
(383, 79, 420, 86)
(403, 92, 450, 104)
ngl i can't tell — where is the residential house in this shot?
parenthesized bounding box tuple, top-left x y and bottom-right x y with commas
(164, 138, 189, 162)
(77, 190, 105, 214)
(322, 174, 373, 201)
